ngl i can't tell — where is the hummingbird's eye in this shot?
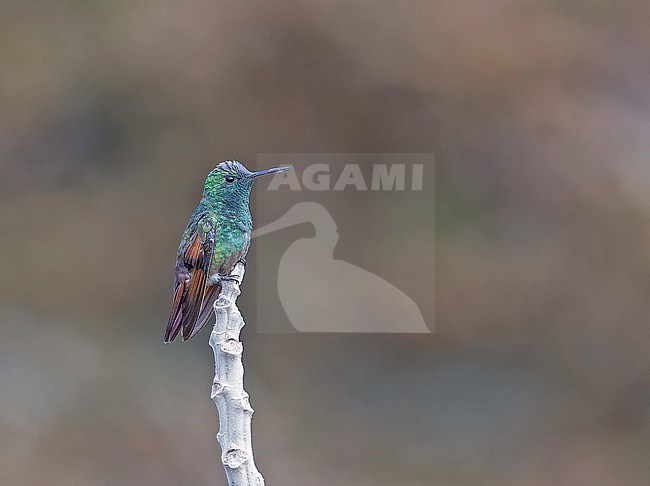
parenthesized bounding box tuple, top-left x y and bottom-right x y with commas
(225, 175, 235, 183)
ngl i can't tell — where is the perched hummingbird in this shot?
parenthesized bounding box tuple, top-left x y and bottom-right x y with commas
(164, 160, 292, 343)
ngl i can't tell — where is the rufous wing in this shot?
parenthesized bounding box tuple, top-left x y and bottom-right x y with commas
(164, 223, 214, 343)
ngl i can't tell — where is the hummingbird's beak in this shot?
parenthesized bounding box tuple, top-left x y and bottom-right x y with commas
(249, 165, 293, 178)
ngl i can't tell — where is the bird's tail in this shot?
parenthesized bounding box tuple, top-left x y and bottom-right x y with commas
(164, 281, 186, 343)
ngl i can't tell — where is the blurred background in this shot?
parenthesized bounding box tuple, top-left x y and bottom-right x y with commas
(1, 1, 650, 485)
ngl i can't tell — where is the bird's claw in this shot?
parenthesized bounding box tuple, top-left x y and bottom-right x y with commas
(236, 258, 247, 268)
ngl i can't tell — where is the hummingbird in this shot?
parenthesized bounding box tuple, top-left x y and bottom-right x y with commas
(164, 160, 292, 343)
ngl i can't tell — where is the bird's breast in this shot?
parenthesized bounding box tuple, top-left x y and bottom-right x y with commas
(211, 225, 250, 275)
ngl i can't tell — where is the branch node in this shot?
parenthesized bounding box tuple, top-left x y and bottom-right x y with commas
(211, 380, 224, 397)
(215, 296, 232, 309)
(223, 447, 248, 469)
(221, 338, 243, 355)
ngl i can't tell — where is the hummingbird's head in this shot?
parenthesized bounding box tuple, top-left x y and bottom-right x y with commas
(203, 160, 292, 201)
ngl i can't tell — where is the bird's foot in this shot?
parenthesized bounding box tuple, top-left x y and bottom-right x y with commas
(236, 258, 247, 268)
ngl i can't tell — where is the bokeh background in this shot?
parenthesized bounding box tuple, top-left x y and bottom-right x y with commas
(2, 1, 650, 485)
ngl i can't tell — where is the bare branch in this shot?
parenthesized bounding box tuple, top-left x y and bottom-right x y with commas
(209, 262, 264, 486)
